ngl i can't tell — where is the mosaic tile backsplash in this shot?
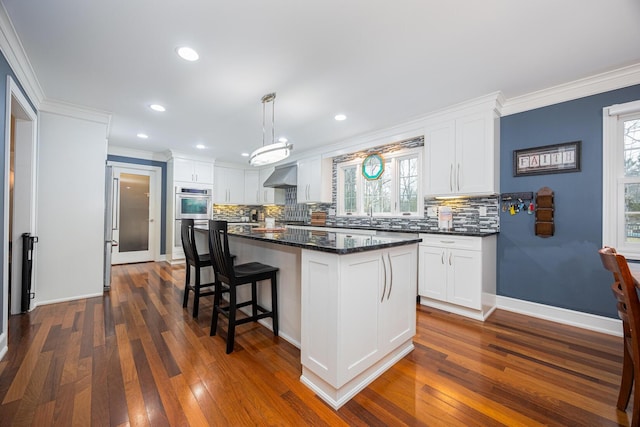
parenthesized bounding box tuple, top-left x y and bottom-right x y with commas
(213, 136, 500, 233)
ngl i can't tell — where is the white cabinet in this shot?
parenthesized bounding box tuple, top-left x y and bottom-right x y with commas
(214, 166, 244, 204)
(297, 156, 332, 203)
(173, 158, 213, 184)
(244, 170, 260, 205)
(424, 111, 499, 197)
(258, 167, 285, 205)
(301, 244, 417, 409)
(418, 234, 496, 321)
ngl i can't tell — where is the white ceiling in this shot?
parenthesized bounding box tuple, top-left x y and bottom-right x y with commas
(2, 1, 640, 165)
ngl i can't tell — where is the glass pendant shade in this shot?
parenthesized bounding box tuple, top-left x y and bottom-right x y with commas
(250, 141, 293, 166)
(250, 92, 292, 166)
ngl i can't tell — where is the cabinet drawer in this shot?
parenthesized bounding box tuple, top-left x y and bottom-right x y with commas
(419, 234, 482, 251)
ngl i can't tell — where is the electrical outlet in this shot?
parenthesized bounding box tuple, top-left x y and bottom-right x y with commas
(427, 207, 437, 217)
(479, 206, 487, 216)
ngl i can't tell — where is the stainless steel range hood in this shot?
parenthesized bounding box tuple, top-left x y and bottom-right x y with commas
(263, 163, 297, 188)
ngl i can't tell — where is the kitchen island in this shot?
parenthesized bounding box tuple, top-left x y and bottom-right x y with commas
(194, 225, 420, 409)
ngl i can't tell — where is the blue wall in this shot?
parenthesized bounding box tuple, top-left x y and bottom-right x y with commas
(499, 84, 640, 318)
(107, 155, 167, 255)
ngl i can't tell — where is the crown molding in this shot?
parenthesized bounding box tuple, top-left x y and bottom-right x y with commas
(502, 63, 640, 116)
(108, 145, 170, 162)
(0, 2, 44, 108)
(39, 99, 111, 129)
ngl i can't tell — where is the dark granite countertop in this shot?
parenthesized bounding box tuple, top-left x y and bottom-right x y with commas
(287, 223, 498, 237)
(195, 224, 422, 254)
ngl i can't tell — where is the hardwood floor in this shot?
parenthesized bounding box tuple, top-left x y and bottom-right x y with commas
(0, 261, 631, 426)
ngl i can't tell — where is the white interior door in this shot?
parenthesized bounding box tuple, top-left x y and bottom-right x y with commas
(111, 166, 157, 264)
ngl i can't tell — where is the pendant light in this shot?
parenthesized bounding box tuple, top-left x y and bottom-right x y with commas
(249, 92, 293, 166)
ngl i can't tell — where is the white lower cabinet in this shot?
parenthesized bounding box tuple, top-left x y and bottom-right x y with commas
(418, 234, 496, 321)
(300, 244, 417, 409)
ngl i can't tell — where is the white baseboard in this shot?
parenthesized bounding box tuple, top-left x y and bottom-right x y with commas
(35, 292, 104, 308)
(496, 296, 622, 337)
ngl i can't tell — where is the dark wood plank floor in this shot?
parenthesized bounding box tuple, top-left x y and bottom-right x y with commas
(0, 261, 631, 426)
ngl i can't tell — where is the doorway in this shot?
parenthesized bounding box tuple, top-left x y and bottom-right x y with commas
(109, 163, 160, 265)
(2, 76, 37, 357)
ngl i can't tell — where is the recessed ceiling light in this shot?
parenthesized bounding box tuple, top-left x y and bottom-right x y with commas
(196, 144, 206, 149)
(241, 152, 250, 157)
(137, 133, 149, 139)
(149, 104, 166, 112)
(334, 114, 347, 121)
(278, 137, 288, 143)
(176, 46, 199, 61)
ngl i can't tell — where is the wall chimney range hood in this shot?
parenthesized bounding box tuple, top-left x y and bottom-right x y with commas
(263, 163, 297, 188)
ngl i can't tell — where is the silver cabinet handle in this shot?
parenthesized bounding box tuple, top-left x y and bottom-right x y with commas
(449, 164, 453, 192)
(440, 240, 455, 244)
(441, 251, 444, 264)
(449, 253, 452, 265)
(381, 254, 387, 303)
(387, 253, 393, 300)
(113, 177, 119, 230)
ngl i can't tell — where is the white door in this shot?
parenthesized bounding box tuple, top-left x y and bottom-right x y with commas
(111, 166, 156, 264)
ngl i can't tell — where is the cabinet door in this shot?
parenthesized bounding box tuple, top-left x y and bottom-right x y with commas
(447, 248, 482, 309)
(244, 170, 260, 204)
(174, 158, 195, 182)
(338, 252, 383, 386)
(418, 245, 447, 301)
(259, 167, 276, 204)
(226, 168, 245, 204)
(214, 166, 244, 204)
(456, 113, 492, 194)
(381, 247, 417, 351)
(297, 158, 312, 203)
(193, 161, 213, 184)
(297, 156, 331, 203)
(424, 121, 456, 196)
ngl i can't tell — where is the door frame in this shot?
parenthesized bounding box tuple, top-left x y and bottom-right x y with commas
(107, 161, 162, 263)
(2, 76, 37, 359)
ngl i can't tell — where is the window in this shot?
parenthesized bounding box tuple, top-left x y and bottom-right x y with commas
(603, 100, 640, 259)
(337, 148, 422, 217)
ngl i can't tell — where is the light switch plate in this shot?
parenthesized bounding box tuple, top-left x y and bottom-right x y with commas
(479, 206, 487, 216)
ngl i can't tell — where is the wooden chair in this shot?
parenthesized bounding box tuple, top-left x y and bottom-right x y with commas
(599, 247, 640, 426)
(181, 219, 215, 318)
(208, 220, 279, 354)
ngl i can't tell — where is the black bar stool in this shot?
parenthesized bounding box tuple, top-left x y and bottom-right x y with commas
(181, 219, 215, 318)
(208, 220, 279, 354)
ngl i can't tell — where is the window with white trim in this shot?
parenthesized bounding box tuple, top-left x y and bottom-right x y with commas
(337, 148, 423, 217)
(603, 100, 640, 259)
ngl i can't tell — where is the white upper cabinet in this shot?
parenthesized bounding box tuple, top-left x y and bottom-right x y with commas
(244, 170, 260, 205)
(424, 96, 501, 197)
(173, 158, 214, 184)
(259, 167, 285, 205)
(214, 166, 245, 204)
(297, 156, 332, 204)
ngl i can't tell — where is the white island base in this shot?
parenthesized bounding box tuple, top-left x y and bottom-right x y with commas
(300, 245, 417, 409)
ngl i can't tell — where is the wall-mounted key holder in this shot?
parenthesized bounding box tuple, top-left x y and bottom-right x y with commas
(535, 187, 554, 237)
(500, 192, 534, 215)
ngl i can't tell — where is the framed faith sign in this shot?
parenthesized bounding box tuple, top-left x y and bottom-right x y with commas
(513, 141, 581, 177)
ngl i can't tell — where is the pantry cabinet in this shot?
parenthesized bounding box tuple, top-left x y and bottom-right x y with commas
(173, 158, 214, 184)
(424, 109, 499, 197)
(418, 234, 496, 321)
